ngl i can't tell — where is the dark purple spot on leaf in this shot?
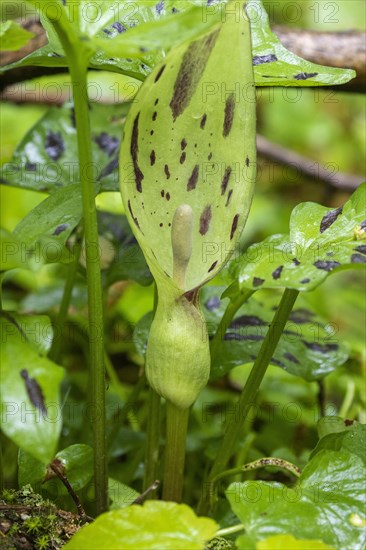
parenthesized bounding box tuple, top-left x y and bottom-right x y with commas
(94, 132, 119, 157)
(199, 205, 212, 236)
(166, 192, 171, 201)
(289, 309, 314, 324)
(156, 0, 164, 14)
(294, 72, 318, 80)
(128, 200, 140, 230)
(221, 166, 232, 195)
(300, 278, 310, 284)
(208, 152, 213, 161)
(230, 214, 239, 240)
(230, 315, 266, 328)
(187, 165, 199, 191)
(150, 150, 156, 166)
(53, 223, 69, 236)
(351, 253, 366, 264)
(20, 369, 46, 414)
(152, 111, 157, 121)
(181, 139, 187, 150)
(224, 333, 264, 341)
(252, 54, 278, 65)
(226, 190, 233, 207)
(45, 131, 64, 161)
(170, 30, 220, 120)
(200, 114, 207, 129)
(253, 277, 264, 287)
(131, 113, 144, 192)
(208, 261, 218, 273)
(272, 265, 283, 280)
(314, 260, 341, 272)
(354, 245, 366, 255)
(180, 152, 186, 164)
(161, 190, 165, 197)
(246, 156, 250, 167)
(271, 357, 285, 367)
(223, 93, 235, 137)
(292, 258, 300, 266)
(303, 341, 338, 353)
(155, 65, 166, 83)
(320, 206, 343, 233)
(164, 164, 170, 179)
(112, 22, 126, 33)
(283, 352, 300, 364)
(98, 157, 119, 180)
(360, 219, 366, 230)
(25, 162, 37, 171)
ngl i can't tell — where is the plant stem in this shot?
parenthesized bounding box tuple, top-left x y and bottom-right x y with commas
(199, 288, 299, 514)
(143, 285, 161, 495)
(71, 62, 108, 514)
(41, 24, 107, 509)
(163, 402, 189, 502)
(49, 231, 83, 363)
(216, 524, 245, 537)
(210, 288, 254, 358)
(143, 388, 161, 493)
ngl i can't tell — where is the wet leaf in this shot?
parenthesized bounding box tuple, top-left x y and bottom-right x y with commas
(108, 478, 139, 510)
(64, 500, 218, 549)
(13, 185, 82, 264)
(0, 316, 64, 463)
(230, 183, 366, 292)
(202, 286, 348, 381)
(254, 534, 334, 549)
(0, 312, 53, 355)
(227, 450, 366, 550)
(2, 2, 355, 87)
(1, 103, 129, 194)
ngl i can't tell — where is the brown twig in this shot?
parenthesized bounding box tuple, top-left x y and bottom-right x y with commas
(132, 480, 160, 505)
(257, 135, 363, 191)
(48, 460, 91, 520)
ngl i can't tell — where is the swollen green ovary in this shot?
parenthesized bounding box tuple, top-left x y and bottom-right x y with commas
(146, 290, 210, 410)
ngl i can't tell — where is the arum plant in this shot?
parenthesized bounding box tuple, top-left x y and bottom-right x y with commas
(120, 2, 256, 501)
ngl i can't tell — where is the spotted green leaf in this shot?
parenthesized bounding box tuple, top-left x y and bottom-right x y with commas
(119, 5, 256, 291)
(230, 182, 366, 292)
(246, 0, 355, 87)
(0, 316, 64, 463)
(1, 103, 129, 194)
(119, 2, 256, 409)
(202, 287, 349, 381)
(1, 1, 355, 89)
(227, 450, 366, 550)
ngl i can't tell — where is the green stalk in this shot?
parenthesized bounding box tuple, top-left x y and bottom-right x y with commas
(199, 288, 299, 514)
(143, 388, 161, 493)
(71, 63, 107, 514)
(49, 231, 83, 363)
(163, 402, 189, 502)
(143, 285, 162, 494)
(46, 17, 107, 512)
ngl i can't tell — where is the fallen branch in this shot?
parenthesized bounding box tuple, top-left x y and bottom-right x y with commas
(257, 135, 363, 191)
